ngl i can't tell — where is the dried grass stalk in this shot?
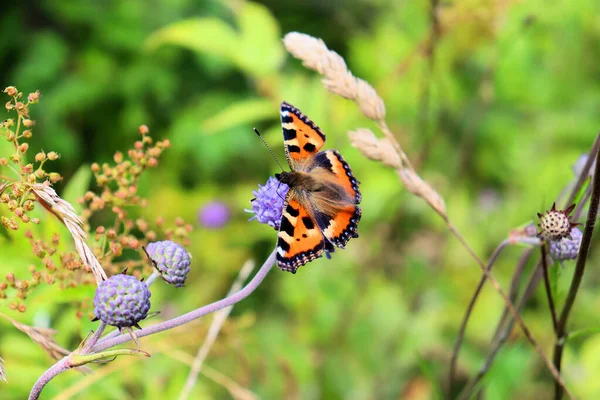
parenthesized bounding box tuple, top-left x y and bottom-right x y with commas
(0, 356, 6, 383)
(398, 169, 447, 217)
(349, 129, 402, 168)
(283, 32, 385, 121)
(284, 32, 446, 219)
(32, 183, 107, 284)
(0, 313, 73, 363)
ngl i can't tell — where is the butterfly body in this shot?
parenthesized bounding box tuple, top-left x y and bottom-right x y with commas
(275, 102, 362, 273)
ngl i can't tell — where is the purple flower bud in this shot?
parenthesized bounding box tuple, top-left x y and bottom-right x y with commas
(550, 227, 583, 261)
(246, 176, 289, 230)
(146, 241, 191, 287)
(198, 201, 230, 228)
(93, 274, 151, 328)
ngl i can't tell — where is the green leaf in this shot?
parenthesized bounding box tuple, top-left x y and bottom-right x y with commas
(202, 98, 275, 133)
(71, 348, 150, 367)
(145, 18, 239, 62)
(145, 3, 284, 78)
(61, 164, 92, 214)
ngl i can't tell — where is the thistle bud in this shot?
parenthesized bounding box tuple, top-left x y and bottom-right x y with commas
(537, 203, 578, 242)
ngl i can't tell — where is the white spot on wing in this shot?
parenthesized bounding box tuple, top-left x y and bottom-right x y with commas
(323, 220, 337, 238)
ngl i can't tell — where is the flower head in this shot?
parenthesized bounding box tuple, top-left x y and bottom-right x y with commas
(146, 241, 191, 287)
(93, 274, 151, 328)
(198, 201, 230, 228)
(549, 227, 583, 261)
(246, 176, 289, 230)
(537, 203, 578, 242)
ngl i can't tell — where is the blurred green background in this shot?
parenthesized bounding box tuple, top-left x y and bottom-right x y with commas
(1, 0, 600, 398)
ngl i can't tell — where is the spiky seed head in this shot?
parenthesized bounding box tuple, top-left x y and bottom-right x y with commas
(145, 241, 191, 287)
(537, 203, 578, 242)
(549, 227, 583, 261)
(93, 274, 151, 328)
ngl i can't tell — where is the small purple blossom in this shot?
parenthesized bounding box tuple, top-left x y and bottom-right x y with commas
(549, 227, 583, 261)
(198, 201, 230, 228)
(246, 176, 289, 230)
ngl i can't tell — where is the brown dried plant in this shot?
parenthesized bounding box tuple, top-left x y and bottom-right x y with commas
(0, 87, 193, 320)
(282, 32, 573, 397)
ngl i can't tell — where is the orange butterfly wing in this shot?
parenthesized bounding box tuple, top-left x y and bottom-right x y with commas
(276, 197, 327, 273)
(309, 150, 361, 248)
(280, 102, 326, 168)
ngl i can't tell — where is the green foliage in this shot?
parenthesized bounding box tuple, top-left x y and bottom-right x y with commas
(1, 0, 600, 398)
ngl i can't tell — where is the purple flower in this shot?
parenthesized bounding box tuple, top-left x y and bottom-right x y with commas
(549, 227, 583, 261)
(246, 176, 289, 230)
(198, 201, 230, 228)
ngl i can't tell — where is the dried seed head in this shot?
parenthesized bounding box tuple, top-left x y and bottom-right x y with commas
(537, 203, 578, 242)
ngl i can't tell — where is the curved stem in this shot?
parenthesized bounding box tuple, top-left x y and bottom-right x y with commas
(553, 144, 600, 399)
(446, 222, 573, 398)
(460, 134, 600, 397)
(29, 249, 277, 400)
(28, 358, 71, 400)
(92, 249, 276, 353)
(448, 239, 509, 395)
(458, 265, 544, 399)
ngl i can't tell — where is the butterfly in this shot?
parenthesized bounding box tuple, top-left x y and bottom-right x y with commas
(274, 102, 362, 273)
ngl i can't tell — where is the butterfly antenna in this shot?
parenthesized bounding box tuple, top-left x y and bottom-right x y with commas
(254, 128, 285, 172)
(276, 181, 286, 202)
